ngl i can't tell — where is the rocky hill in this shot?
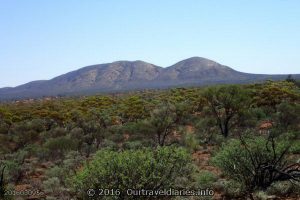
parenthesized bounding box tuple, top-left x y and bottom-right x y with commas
(0, 57, 299, 100)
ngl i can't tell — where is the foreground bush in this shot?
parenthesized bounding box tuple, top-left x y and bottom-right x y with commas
(212, 135, 299, 196)
(71, 146, 195, 199)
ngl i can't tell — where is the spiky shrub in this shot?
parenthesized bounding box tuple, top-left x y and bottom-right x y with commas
(70, 147, 195, 199)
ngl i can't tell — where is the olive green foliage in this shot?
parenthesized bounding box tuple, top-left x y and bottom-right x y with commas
(142, 102, 190, 146)
(266, 181, 300, 196)
(214, 179, 245, 199)
(195, 117, 219, 145)
(202, 85, 250, 137)
(212, 135, 298, 193)
(1, 150, 29, 183)
(252, 81, 299, 112)
(144, 103, 178, 146)
(71, 147, 195, 199)
(0, 81, 299, 199)
(10, 119, 45, 148)
(42, 151, 84, 199)
(119, 96, 148, 122)
(196, 171, 217, 188)
(275, 102, 300, 131)
(122, 141, 144, 150)
(44, 136, 79, 159)
(182, 132, 199, 152)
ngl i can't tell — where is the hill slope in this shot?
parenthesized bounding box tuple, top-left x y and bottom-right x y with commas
(0, 57, 299, 100)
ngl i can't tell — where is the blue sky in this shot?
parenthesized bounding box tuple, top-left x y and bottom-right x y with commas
(1, 0, 300, 87)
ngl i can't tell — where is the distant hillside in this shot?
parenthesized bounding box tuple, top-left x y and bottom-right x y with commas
(0, 57, 299, 100)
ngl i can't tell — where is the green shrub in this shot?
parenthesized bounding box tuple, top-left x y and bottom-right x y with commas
(266, 181, 300, 196)
(62, 151, 83, 173)
(44, 136, 79, 159)
(183, 133, 199, 152)
(196, 171, 217, 188)
(45, 166, 65, 179)
(251, 107, 267, 120)
(99, 139, 118, 150)
(122, 141, 144, 150)
(10, 120, 46, 148)
(278, 131, 300, 154)
(2, 160, 21, 183)
(43, 177, 67, 199)
(290, 139, 300, 154)
(214, 180, 245, 198)
(35, 146, 50, 161)
(253, 191, 268, 200)
(70, 146, 195, 199)
(276, 102, 300, 131)
(195, 117, 219, 145)
(47, 127, 68, 138)
(1, 150, 28, 183)
(212, 136, 296, 193)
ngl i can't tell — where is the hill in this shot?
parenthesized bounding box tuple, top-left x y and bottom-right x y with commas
(0, 57, 299, 100)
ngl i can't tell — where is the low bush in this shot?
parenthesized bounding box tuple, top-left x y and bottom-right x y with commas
(213, 179, 245, 198)
(183, 133, 199, 152)
(70, 146, 195, 199)
(122, 141, 144, 150)
(266, 181, 300, 196)
(196, 171, 217, 188)
(44, 136, 79, 159)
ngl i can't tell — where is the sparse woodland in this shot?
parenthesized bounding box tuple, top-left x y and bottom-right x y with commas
(0, 80, 299, 200)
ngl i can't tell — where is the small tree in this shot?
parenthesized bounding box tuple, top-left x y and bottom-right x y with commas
(203, 85, 249, 137)
(144, 104, 177, 146)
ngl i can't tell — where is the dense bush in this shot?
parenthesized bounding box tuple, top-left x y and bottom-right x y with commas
(122, 141, 144, 150)
(252, 81, 299, 112)
(71, 146, 196, 199)
(182, 132, 199, 152)
(196, 171, 217, 188)
(212, 135, 299, 194)
(44, 136, 79, 159)
(275, 102, 300, 131)
(42, 177, 67, 200)
(10, 120, 43, 148)
(1, 150, 28, 183)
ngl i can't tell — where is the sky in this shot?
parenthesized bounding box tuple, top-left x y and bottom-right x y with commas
(0, 0, 300, 87)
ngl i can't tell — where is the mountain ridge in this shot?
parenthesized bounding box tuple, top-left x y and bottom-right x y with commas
(1, 57, 299, 100)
